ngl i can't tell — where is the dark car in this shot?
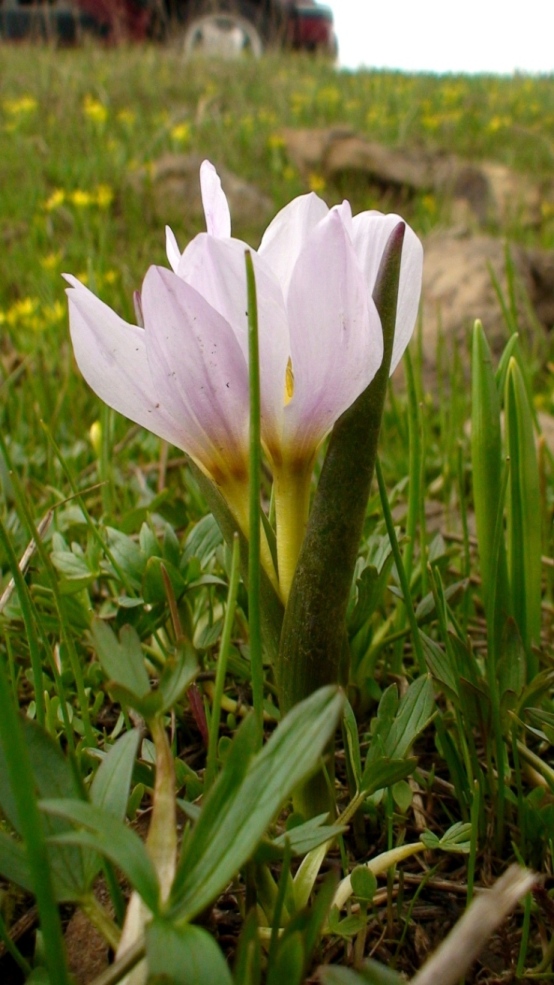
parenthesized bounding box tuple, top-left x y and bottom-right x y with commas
(0, 0, 336, 56)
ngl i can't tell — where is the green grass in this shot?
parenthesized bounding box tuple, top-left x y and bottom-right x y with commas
(0, 43, 553, 984)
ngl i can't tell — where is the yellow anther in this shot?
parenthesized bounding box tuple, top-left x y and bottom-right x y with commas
(284, 357, 295, 405)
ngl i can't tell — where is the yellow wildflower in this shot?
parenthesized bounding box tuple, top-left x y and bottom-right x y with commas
(95, 184, 114, 209)
(83, 95, 108, 125)
(308, 173, 326, 193)
(40, 252, 62, 270)
(170, 122, 190, 144)
(3, 95, 38, 116)
(71, 190, 94, 208)
(117, 108, 136, 127)
(44, 189, 65, 211)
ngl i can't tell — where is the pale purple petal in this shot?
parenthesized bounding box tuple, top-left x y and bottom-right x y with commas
(351, 212, 423, 374)
(200, 161, 231, 239)
(141, 266, 249, 477)
(281, 209, 383, 462)
(176, 234, 290, 447)
(258, 192, 329, 298)
(165, 226, 181, 273)
(64, 275, 188, 452)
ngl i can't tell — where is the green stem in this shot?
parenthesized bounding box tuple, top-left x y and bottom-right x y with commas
(0, 516, 45, 726)
(0, 652, 71, 985)
(0, 433, 94, 745)
(246, 250, 264, 745)
(375, 457, 426, 676)
(205, 534, 241, 789)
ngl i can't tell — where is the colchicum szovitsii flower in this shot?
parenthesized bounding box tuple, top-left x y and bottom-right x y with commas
(66, 161, 422, 599)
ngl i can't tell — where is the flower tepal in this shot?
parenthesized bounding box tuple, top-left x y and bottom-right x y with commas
(64, 267, 251, 528)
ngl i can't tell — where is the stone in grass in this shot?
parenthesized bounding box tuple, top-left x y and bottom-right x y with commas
(130, 152, 273, 233)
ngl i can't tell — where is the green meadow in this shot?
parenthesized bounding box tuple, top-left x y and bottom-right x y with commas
(0, 44, 553, 984)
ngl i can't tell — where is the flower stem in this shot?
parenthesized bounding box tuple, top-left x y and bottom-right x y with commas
(273, 464, 312, 602)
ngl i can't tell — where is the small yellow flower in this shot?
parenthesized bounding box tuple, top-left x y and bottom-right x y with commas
(83, 94, 108, 125)
(103, 270, 118, 285)
(3, 95, 38, 116)
(43, 301, 64, 325)
(6, 297, 39, 327)
(268, 133, 285, 150)
(117, 108, 136, 127)
(40, 252, 63, 270)
(95, 184, 114, 209)
(170, 122, 190, 144)
(71, 189, 94, 208)
(308, 173, 326, 193)
(422, 194, 437, 216)
(44, 189, 65, 211)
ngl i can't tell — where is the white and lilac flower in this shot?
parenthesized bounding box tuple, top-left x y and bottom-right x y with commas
(66, 161, 422, 598)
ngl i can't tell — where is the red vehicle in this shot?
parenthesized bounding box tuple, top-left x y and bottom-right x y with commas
(0, 0, 337, 57)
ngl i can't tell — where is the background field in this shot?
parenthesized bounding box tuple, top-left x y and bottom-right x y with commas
(0, 45, 553, 984)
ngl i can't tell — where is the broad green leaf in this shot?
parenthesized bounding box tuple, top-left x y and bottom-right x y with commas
(350, 866, 377, 902)
(415, 579, 467, 625)
(361, 757, 417, 797)
(182, 513, 223, 567)
(90, 728, 141, 817)
(142, 556, 186, 605)
(383, 676, 435, 759)
(146, 920, 233, 985)
(498, 618, 527, 718)
(156, 644, 198, 714)
(105, 527, 145, 588)
(169, 687, 344, 923)
(284, 872, 337, 972)
(505, 356, 542, 674)
(365, 677, 434, 775)
(0, 716, 87, 901)
(268, 814, 346, 859)
(421, 821, 471, 853)
(392, 780, 413, 812)
(266, 931, 304, 985)
(84, 729, 141, 895)
(51, 548, 97, 594)
(233, 908, 262, 985)
(342, 699, 363, 790)
(40, 799, 160, 913)
(90, 619, 150, 700)
(322, 961, 405, 985)
(420, 632, 459, 698)
(25, 970, 52, 985)
(320, 969, 369, 985)
(327, 909, 367, 938)
(0, 829, 33, 893)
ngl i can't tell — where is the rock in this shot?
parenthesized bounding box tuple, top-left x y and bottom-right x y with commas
(421, 230, 554, 369)
(279, 128, 551, 229)
(538, 411, 554, 455)
(65, 908, 109, 984)
(130, 152, 273, 231)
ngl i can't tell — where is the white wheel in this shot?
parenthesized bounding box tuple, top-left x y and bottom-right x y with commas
(181, 11, 264, 58)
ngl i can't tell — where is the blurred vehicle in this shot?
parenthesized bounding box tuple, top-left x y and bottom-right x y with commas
(0, 0, 337, 57)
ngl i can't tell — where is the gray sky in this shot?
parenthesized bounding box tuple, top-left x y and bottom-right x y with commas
(328, 0, 553, 74)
